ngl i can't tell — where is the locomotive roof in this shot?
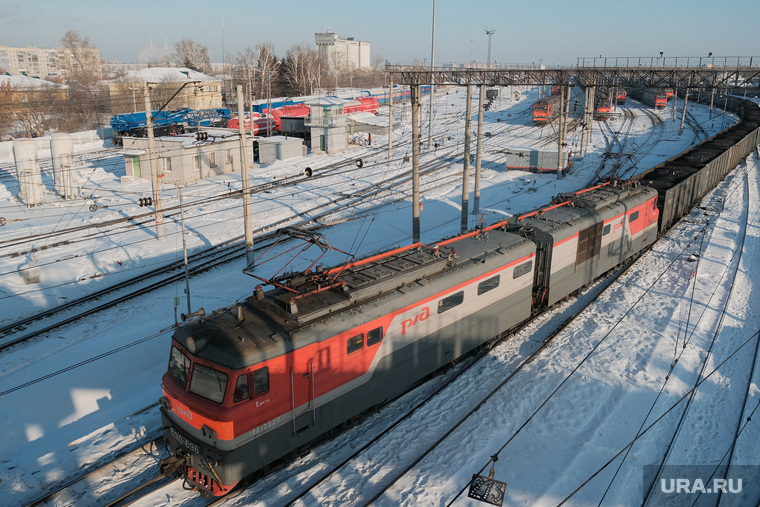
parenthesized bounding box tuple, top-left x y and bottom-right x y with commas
(174, 228, 534, 369)
(513, 182, 655, 237)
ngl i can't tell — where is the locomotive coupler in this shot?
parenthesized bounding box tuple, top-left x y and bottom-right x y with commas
(159, 450, 191, 477)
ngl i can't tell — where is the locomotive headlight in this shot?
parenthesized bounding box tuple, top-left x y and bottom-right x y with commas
(186, 336, 207, 353)
(159, 396, 172, 411)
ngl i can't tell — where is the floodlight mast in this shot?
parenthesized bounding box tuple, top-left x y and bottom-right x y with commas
(485, 28, 496, 66)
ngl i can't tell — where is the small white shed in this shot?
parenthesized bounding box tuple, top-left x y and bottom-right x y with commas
(256, 136, 306, 164)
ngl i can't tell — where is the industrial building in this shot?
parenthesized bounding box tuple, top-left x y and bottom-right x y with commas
(314, 31, 371, 73)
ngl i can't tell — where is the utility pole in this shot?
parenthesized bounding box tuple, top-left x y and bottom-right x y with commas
(266, 70, 273, 137)
(143, 84, 164, 240)
(473, 84, 484, 215)
(237, 85, 255, 267)
(461, 85, 472, 233)
(141, 79, 201, 240)
(485, 28, 496, 67)
(428, 0, 436, 151)
(178, 186, 192, 314)
(411, 85, 421, 243)
(388, 73, 394, 165)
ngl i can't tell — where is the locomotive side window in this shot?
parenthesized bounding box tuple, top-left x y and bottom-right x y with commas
(253, 367, 270, 396)
(438, 291, 464, 314)
(630, 211, 640, 222)
(603, 224, 611, 235)
(189, 363, 228, 404)
(367, 327, 383, 346)
(513, 261, 533, 279)
(347, 334, 364, 355)
(478, 275, 500, 295)
(233, 374, 249, 403)
(168, 346, 191, 389)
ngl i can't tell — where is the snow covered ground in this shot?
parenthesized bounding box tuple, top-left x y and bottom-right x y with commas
(0, 87, 757, 506)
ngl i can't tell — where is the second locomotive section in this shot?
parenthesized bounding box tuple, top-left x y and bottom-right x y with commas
(159, 182, 659, 496)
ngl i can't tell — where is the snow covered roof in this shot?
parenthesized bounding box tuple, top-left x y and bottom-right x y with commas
(0, 74, 68, 89)
(124, 67, 219, 83)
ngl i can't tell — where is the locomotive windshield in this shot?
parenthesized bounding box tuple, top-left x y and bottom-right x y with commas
(189, 363, 228, 403)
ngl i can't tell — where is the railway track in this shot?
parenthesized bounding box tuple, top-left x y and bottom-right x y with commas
(640, 167, 754, 505)
(0, 139, 497, 352)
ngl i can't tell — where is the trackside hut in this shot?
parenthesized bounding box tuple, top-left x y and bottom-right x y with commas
(121, 131, 251, 186)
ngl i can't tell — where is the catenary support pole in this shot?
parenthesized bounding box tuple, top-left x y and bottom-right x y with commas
(411, 84, 421, 243)
(178, 186, 192, 314)
(236, 85, 254, 267)
(461, 85, 472, 233)
(679, 85, 690, 132)
(428, 0, 436, 151)
(557, 83, 565, 175)
(388, 73, 394, 165)
(143, 84, 164, 240)
(474, 84, 484, 214)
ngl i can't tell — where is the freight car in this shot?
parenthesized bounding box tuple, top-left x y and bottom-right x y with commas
(635, 95, 760, 231)
(533, 95, 562, 125)
(242, 85, 431, 114)
(158, 181, 661, 496)
(226, 98, 379, 135)
(628, 88, 668, 109)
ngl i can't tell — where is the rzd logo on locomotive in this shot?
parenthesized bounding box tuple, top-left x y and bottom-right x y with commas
(401, 306, 430, 335)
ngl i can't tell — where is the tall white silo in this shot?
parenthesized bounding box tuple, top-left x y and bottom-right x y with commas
(12, 139, 44, 207)
(51, 134, 78, 199)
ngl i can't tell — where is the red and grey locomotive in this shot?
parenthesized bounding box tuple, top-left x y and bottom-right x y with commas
(158, 181, 660, 496)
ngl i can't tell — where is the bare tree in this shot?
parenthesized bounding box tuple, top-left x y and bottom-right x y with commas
(0, 81, 63, 137)
(256, 42, 279, 100)
(0, 81, 16, 138)
(173, 38, 210, 74)
(280, 45, 321, 96)
(61, 30, 105, 130)
(235, 47, 258, 101)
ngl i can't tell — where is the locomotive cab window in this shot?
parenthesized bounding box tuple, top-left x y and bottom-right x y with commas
(438, 291, 464, 314)
(253, 367, 270, 396)
(168, 346, 191, 389)
(603, 224, 611, 235)
(347, 334, 364, 355)
(189, 363, 228, 404)
(629, 211, 640, 222)
(478, 275, 500, 295)
(367, 327, 383, 347)
(233, 374, 249, 403)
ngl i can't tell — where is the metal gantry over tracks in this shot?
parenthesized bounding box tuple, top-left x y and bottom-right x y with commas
(384, 62, 760, 243)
